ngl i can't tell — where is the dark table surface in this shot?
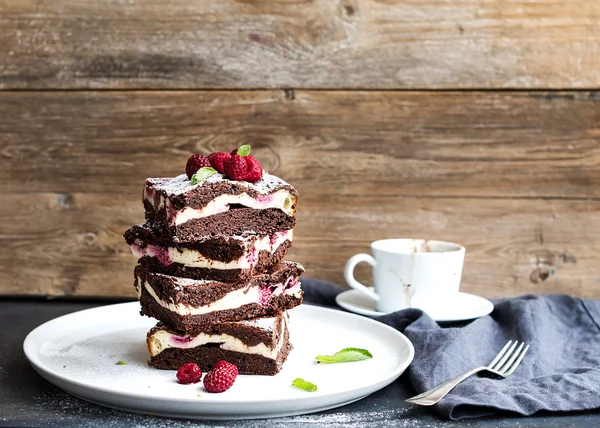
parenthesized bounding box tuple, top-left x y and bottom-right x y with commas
(2, 299, 599, 428)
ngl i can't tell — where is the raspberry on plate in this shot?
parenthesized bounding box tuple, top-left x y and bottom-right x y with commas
(176, 362, 203, 384)
(185, 154, 211, 179)
(208, 152, 232, 174)
(214, 360, 239, 377)
(203, 361, 238, 393)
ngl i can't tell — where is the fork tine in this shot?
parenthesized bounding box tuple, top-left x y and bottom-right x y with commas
(503, 344, 529, 376)
(498, 342, 524, 374)
(492, 340, 518, 371)
(488, 340, 512, 368)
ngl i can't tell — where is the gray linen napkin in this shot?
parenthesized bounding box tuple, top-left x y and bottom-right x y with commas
(301, 277, 600, 420)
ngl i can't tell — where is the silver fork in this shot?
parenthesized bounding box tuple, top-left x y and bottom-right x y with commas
(405, 340, 529, 406)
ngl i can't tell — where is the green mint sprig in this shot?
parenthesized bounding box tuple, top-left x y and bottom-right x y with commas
(236, 145, 251, 156)
(115, 361, 128, 366)
(292, 378, 317, 392)
(191, 167, 217, 185)
(315, 348, 373, 364)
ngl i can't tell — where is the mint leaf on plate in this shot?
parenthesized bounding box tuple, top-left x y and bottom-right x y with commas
(236, 145, 251, 156)
(292, 378, 317, 392)
(191, 167, 217, 185)
(315, 347, 373, 364)
(115, 361, 127, 366)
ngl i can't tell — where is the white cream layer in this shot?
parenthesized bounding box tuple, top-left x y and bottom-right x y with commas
(148, 313, 288, 359)
(142, 280, 302, 316)
(129, 230, 292, 270)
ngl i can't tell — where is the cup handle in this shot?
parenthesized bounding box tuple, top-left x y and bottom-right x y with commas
(344, 254, 380, 302)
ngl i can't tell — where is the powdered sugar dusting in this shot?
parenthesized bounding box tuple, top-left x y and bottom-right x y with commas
(238, 313, 282, 331)
(148, 171, 293, 196)
(144, 271, 213, 287)
(274, 408, 416, 427)
(172, 276, 213, 287)
(24, 393, 442, 427)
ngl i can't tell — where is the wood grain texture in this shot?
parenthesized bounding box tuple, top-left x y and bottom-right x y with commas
(2, 90, 599, 298)
(1, 0, 600, 89)
(2, 193, 599, 299)
(294, 196, 600, 299)
(2, 90, 599, 198)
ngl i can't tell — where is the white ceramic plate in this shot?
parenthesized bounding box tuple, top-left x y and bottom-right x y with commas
(24, 303, 414, 420)
(336, 288, 494, 322)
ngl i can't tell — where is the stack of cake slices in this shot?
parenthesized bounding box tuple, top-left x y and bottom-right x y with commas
(124, 166, 304, 375)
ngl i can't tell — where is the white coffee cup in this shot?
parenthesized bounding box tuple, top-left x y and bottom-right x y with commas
(344, 239, 465, 313)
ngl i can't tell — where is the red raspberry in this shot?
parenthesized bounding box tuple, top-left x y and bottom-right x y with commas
(185, 154, 211, 179)
(176, 362, 202, 384)
(244, 156, 263, 182)
(214, 360, 239, 377)
(203, 365, 238, 393)
(230, 149, 238, 156)
(223, 155, 249, 181)
(207, 152, 231, 174)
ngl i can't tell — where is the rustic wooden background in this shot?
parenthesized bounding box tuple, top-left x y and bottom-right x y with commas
(2, 1, 599, 299)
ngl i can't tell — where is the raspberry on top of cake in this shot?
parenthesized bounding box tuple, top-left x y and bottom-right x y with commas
(143, 146, 299, 228)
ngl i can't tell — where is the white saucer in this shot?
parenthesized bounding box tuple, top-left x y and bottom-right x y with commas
(24, 302, 414, 420)
(336, 288, 494, 322)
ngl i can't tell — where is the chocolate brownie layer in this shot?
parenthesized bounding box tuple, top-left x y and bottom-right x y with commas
(139, 287, 302, 331)
(136, 240, 292, 282)
(145, 208, 296, 244)
(144, 172, 298, 219)
(143, 173, 298, 236)
(148, 329, 292, 375)
(124, 222, 248, 262)
(147, 311, 285, 347)
(135, 260, 303, 308)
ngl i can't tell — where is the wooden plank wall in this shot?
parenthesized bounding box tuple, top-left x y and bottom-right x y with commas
(1, 1, 599, 299)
